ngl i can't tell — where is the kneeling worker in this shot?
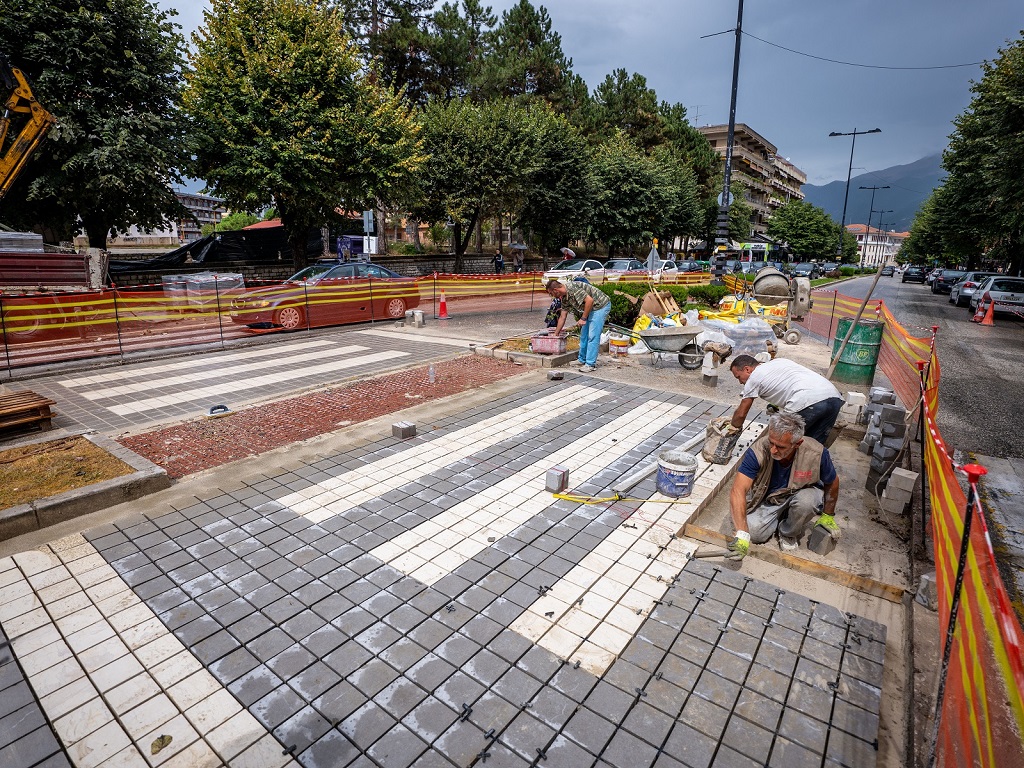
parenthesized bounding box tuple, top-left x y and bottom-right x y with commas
(727, 412, 840, 560)
(728, 354, 844, 445)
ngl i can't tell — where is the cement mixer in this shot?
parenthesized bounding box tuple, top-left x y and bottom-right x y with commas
(746, 267, 813, 345)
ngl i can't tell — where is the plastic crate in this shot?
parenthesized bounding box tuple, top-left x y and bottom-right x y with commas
(531, 333, 567, 355)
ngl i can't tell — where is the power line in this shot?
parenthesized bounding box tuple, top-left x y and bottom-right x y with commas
(741, 31, 985, 70)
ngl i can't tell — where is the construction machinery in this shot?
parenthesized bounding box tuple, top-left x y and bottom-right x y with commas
(0, 54, 55, 201)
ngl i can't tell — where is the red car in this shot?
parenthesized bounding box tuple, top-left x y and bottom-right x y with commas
(229, 262, 421, 331)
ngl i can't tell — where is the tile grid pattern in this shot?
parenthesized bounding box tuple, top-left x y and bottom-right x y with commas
(1, 378, 886, 768)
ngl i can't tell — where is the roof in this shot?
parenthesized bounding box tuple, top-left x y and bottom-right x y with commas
(243, 218, 282, 230)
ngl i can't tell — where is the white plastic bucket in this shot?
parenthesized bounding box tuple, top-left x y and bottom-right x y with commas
(656, 449, 698, 498)
(609, 334, 630, 356)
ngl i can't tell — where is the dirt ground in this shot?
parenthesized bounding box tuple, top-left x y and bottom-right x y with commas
(0, 435, 134, 507)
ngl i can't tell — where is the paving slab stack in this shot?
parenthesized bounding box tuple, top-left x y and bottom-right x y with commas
(858, 387, 912, 496)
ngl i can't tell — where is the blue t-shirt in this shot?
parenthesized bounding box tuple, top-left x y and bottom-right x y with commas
(738, 445, 836, 495)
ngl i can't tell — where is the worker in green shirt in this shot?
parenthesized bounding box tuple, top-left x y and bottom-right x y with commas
(545, 279, 611, 373)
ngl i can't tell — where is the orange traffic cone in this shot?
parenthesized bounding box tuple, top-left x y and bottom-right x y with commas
(971, 297, 988, 323)
(980, 297, 995, 326)
(438, 289, 449, 319)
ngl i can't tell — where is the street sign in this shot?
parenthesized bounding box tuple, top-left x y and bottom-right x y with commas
(362, 210, 374, 234)
(717, 191, 735, 207)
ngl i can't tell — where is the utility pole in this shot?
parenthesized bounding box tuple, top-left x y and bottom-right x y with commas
(829, 128, 881, 260)
(858, 185, 889, 268)
(715, 0, 745, 255)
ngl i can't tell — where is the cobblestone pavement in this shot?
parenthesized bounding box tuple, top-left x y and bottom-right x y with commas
(0, 374, 885, 768)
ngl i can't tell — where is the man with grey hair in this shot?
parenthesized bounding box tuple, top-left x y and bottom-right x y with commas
(726, 411, 840, 560)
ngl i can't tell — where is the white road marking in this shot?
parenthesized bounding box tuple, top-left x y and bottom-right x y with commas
(107, 349, 409, 416)
(355, 328, 479, 348)
(276, 385, 608, 523)
(370, 400, 692, 585)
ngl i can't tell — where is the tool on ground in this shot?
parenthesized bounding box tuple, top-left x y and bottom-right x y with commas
(702, 416, 741, 464)
(688, 546, 732, 559)
(807, 513, 841, 556)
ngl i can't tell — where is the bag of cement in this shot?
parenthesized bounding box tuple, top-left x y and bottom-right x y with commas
(702, 416, 741, 464)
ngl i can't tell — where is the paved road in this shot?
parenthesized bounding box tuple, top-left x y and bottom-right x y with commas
(833, 275, 1024, 459)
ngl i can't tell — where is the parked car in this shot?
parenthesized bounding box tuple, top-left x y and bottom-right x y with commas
(542, 258, 606, 283)
(931, 269, 966, 295)
(603, 259, 646, 281)
(820, 262, 841, 277)
(925, 267, 943, 285)
(791, 263, 821, 279)
(229, 261, 420, 330)
(880, 265, 895, 277)
(968, 276, 1024, 313)
(738, 260, 768, 275)
(901, 266, 927, 284)
(650, 259, 681, 282)
(676, 260, 705, 273)
(949, 271, 999, 307)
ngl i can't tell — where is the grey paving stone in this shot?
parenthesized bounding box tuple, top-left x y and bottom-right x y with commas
(194, 584, 238, 612)
(375, 677, 428, 721)
(841, 651, 885, 688)
(263, 596, 306, 625)
(808, 618, 849, 648)
(208, 647, 260, 685)
(712, 744, 765, 767)
(637, 617, 678, 651)
(832, 697, 880, 743)
(268, 644, 318, 679)
(779, 707, 828, 755)
(290, 661, 342, 701)
(548, 665, 598, 703)
(251, 683, 306, 730)
(603, 658, 650, 692)
(762, 623, 804, 654)
(323, 641, 374, 678)
(435, 634, 481, 667)
(837, 675, 883, 714)
(621, 701, 673, 747)
(246, 625, 297, 663)
(722, 714, 775, 764)
(491, 666, 543, 706)
(298, 726, 361, 768)
(771, 605, 810, 633)
(248, 582, 289, 609)
(366, 723, 428, 768)
(301, 625, 348, 658)
(228, 612, 275, 644)
(662, 721, 716, 768)
(768, 736, 821, 768)
(0, 704, 45, 749)
(408, 618, 455, 651)
(502, 711, 557, 761)
(402, 696, 459, 744)
(0, 724, 62, 767)
(333, 606, 378, 637)
(433, 719, 487, 768)
(693, 669, 741, 710)
(192, 629, 241, 665)
(602, 727, 659, 768)
(229, 665, 285, 707)
(321, 566, 360, 591)
(340, 701, 398, 752)
(434, 670, 486, 712)
(382, 604, 429, 634)
(462, 648, 510, 688)
(273, 705, 332, 755)
(348, 658, 400, 698)
(310, 593, 355, 623)
(717, 627, 759, 662)
(671, 632, 715, 668)
(541, 734, 597, 767)
(794, 657, 838, 691)
(281, 611, 327, 643)
(355, 623, 402, 654)
(680, 694, 730, 740)
(313, 680, 365, 725)
(23, 751, 72, 768)
(734, 687, 784, 728)
(175, 614, 221, 646)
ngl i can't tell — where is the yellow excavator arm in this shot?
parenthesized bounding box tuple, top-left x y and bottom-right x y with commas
(0, 56, 55, 200)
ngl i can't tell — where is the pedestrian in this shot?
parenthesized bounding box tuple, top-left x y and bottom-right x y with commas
(544, 296, 562, 328)
(726, 411, 840, 560)
(493, 249, 505, 274)
(728, 354, 844, 445)
(545, 278, 611, 373)
(559, 246, 576, 260)
(512, 248, 525, 273)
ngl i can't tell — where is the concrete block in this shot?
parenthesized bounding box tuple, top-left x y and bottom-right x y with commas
(869, 456, 894, 474)
(889, 468, 919, 492)
(846, 391, 868, 408)
(865, 469, 888, 493)
(916, 571, 939, 611)
(882, 485, 913, 504)
(869, 413, 880, 428)
(807, 524, 837, 556)
(858, 440, 872, 455)
(872, 445, 898, 461)
(880, 436, 905, 450)
(869, 387, 897, 405)
(878, 494, 908, 515)
(547, 370, 564, 381)
(879, 404, 906, 424)
(392, 421, 416, 439)
(881, 420, 907, 438)
(546, 466, 569, 493)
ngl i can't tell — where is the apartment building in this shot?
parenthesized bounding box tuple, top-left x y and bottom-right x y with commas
(697, 123, 806, 237)
(846, 223, 907, 267)
(74, 191, 228, 249)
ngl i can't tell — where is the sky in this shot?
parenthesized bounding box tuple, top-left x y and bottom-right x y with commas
(159, 0, 1023, 186)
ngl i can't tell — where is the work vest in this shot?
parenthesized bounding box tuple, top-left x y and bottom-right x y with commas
(745, 435, 825, 513)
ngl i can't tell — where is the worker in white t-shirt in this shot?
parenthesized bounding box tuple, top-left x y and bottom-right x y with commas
(728, 354, 845, 445)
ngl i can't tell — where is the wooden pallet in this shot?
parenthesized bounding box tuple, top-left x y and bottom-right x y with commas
(0, 391, 57, 436)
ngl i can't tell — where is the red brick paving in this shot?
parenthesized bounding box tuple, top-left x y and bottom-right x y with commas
(119, 356, 523, 479)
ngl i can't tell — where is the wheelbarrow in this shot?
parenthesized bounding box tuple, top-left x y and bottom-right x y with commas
(607, 323, 705, 369)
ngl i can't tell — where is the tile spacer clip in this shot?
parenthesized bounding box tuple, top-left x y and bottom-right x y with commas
(485, 728, 496, 740)
(460, 703, 473, 721)
(445, 604, 456, 613)
(573, 660, 581, 669)
(283, 744, 297, 755)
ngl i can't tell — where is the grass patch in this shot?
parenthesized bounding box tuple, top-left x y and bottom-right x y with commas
(0, 436, 134, 509)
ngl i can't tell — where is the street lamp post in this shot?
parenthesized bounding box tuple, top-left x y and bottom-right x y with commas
(859, 185, 889, 268)
(829, 128, 882, 260)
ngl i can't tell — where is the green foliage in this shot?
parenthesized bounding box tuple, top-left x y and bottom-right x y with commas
(589, 70, 665, 152)
(596, 282, 691, 327)
(686, 284, 731, 307)
(201, 211, 260, 236)
(839, 266, 857, 277)
(0, 0, 191, 247)
(424, 0, 496, 101)
(428, 222, 451, 249)
(185, 0, 424, 270)
(766, 200, 841, 261)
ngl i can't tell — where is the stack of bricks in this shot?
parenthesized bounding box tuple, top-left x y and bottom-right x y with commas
(839, 390, 867, 425)
(879, 467, 919, 514)
(859, 387, 908, 491)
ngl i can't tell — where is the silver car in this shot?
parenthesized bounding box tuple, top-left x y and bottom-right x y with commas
(949, 271, 999, 307)
(968, 275, 1024, 312)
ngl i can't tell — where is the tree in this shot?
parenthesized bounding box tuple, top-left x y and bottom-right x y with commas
(0, 0, 191, 248)
(766, 200, 841, 262)
(651, 147, 702, 248)
(185, 0, 423, 271)
(589, 70, 665, 153)
(200, 211, 260, 236)
(517, 107, 594, 262)
(411, 98, 539, 270)
(477, 0, 573, 109)
(424, 0, 496, 101)
(588, 131, 673, 255)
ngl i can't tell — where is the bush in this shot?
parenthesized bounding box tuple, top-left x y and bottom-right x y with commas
(388, 242, 421, 256)
(686, 284, 731, 307)
(839, 266, 857, 277)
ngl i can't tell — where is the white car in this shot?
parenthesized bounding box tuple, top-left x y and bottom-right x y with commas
(603, 259, 647, 281)
(542, 258, 606, 283)
(650, 259, 680, 282)
(969, 276, 1024, 313)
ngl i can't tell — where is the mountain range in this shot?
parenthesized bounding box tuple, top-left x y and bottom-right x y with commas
(800, 153, 944, 234)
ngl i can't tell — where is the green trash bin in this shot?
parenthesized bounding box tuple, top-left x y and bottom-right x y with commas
(831, 318, 884, 385)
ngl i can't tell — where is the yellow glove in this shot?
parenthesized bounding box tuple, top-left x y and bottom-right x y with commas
(816, 514, 841, 539)
(726, 531, 751, 561)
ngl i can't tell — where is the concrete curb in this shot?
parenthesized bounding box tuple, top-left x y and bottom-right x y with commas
(0, 430, 170, 541)
(474, 344, 578, 368)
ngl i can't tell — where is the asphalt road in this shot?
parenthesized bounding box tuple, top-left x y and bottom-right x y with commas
(836, 274, 1024, 458)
